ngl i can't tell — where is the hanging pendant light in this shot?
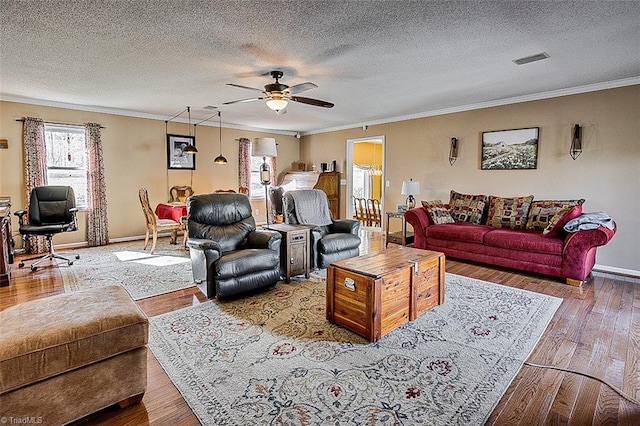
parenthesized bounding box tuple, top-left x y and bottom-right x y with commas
(181, 106, 198, 154)
(213, 111, 228, 164)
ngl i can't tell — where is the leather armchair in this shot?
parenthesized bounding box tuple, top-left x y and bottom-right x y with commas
(282, 191, 361, 268)
(186, 193, 282, 299)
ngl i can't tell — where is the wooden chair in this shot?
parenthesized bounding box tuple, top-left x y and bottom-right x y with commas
(168, 185, 194, 203)
(139, 188, 186, 254)
(367, 198, 382, 227)
(353, 197, 369, 226)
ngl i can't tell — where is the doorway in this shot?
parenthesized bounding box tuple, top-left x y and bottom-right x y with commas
(346, 136, 385, 227)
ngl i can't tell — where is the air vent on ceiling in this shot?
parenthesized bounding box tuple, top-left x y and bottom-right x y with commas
(513, 52, 549, 65)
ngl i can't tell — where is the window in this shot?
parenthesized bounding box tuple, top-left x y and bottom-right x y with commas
(352, 165, 371, 199)
(44, 124, 88, 209)
(250, 152, 265, 199)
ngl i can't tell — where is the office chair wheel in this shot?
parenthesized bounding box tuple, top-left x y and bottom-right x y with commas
(68, 261, 73, 266)
(75, 255, 80, 259)
(18, 261, 25, 268)
(31, 265, 38, 271)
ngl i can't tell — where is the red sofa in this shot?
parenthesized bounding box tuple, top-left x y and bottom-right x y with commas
(405, 204, 616, 286)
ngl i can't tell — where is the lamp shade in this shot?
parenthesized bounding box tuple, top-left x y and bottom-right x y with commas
(401, 180, 420, 196)
(253, 138, 277, 157)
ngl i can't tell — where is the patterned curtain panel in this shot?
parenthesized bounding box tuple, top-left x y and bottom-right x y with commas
(22, 117, 48, 254)
(238, 138, 251, 195)
(85, 123, 109, 246)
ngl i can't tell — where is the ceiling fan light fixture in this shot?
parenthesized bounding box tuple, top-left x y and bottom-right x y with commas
(266, 98, 288, 112)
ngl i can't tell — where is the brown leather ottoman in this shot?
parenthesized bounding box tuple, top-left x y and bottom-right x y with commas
(0, 285, 148, 425)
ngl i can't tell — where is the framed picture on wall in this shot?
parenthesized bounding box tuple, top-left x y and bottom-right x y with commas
(167, 134, 196, 170)
(481, 127, 539, 170)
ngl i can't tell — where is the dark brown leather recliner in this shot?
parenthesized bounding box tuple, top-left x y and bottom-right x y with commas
(186, 193, 282, 299)
(283, 190, 361, 269)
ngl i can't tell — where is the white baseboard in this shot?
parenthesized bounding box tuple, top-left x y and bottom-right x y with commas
(593, 264, 640, 282)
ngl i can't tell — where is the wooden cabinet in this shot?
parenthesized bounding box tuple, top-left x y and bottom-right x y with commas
(278, 170, 340, 219)
(266, 224, 310, 283)
(316, 171, 340, 219)
(1, 206, 14, 287)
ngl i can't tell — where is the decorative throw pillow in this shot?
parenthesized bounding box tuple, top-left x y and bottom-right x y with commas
(448, 190, 488, 225)
(543, 205, 583, 237)
(487, 195, 534, 229)
(526, 199, 586, 231)
(421, 200, 455, 224)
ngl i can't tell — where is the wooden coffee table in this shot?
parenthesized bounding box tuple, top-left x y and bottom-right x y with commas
(326, 246, 445, 342)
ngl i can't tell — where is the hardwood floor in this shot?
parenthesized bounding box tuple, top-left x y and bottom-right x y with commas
(2, 229, 638, 425)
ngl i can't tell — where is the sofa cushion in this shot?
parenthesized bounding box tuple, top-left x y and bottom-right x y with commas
(543, 205, 583, 237)
(0, 285, 148, 394)
(487, 195, 534, 229)
(484, 229, 563, 255)
(526, 199, 585, 230)
(421, 200, 454, 224)
(426, 223, 494, 244)
(448, 190, 488, 225)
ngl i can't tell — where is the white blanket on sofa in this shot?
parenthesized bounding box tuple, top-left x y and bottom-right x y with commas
(563, 212, 615, 232)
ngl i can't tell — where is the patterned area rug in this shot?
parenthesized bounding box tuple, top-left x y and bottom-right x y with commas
(60, 239, 194, 300)
(149, 273, 562, 425)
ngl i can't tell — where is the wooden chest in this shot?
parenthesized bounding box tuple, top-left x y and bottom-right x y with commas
(326, 246, 445, 341)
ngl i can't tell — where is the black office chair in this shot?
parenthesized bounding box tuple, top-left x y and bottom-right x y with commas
(14, 186, 80, 271)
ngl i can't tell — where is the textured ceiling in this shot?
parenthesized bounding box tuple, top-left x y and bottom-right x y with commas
(1, 0, 639, 134)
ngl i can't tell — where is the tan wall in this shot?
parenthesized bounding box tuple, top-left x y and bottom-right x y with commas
(301, 85, 640, 272)
(0, 101, 300, 244)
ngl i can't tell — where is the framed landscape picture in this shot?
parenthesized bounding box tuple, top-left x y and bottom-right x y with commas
(167, 134, 196, 170)
(481, 127, 539, 170)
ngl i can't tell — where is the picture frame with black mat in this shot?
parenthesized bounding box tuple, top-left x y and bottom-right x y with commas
(481, 127, 539, 170)
(167, 134, 196, 170)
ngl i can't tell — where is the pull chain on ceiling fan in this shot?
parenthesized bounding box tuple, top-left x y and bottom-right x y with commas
(223, 70, 334, 114)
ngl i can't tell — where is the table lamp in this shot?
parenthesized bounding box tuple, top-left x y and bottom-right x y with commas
(252, 137, 277, 223)
(401, 179, 420, 209)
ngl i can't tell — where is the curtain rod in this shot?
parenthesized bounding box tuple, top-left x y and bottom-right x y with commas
(15, 118, 105, 129)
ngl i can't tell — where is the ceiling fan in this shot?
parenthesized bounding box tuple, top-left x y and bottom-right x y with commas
(223, 70, 334, 114)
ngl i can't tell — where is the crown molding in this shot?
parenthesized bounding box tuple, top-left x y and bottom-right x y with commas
(303, 77, 640, 136)
(3, 76, 638, 138)
(0, 94, 297, 136)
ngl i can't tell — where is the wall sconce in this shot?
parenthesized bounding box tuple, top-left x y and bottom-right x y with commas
(570, 124, 582, 160)
(449, 137, 458, 165)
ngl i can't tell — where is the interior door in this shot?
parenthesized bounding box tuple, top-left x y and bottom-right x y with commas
(346, 136, 385, 223)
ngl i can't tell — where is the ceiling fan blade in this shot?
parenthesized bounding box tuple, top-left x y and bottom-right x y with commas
(226, 83, 266, 94)
(290, 96, 334, 108)
(286, 82, 317, 95)
(222, 97, 264, 105)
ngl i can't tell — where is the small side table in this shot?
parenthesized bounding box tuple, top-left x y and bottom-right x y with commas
(385, 211, 414, 247)
(265, 223, 310, 283)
